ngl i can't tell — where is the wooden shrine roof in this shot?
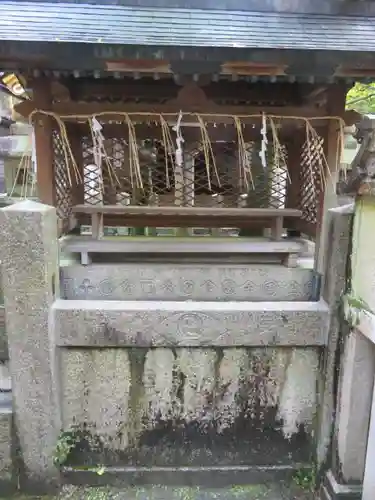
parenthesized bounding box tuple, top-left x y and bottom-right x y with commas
(0, 1, 374, 52)
(1, 1, 375, 82)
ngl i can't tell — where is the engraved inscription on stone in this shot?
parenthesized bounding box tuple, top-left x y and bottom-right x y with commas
(177, 313, 204, 339)
(180, 279, 194, 295)
(120, 279, 135, 295)
(78, 278, 94, 297)
(98, 279, 116, 296)
(161, 280, 175, 294)
(221, 279, 236, 295)
(61, 265, 314, 302)
(140, 279, 156, 295)
(201, 280, 216, 293)
(56, 305, 328, 347)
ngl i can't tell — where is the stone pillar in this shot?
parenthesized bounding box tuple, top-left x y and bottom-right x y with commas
(319, 205, 371, 499)
(0, 200, 60, 491)
(336, 331, 374, 481)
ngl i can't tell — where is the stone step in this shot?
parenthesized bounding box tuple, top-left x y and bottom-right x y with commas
(61, 263, 317, 302)
(53, 299, 328, 347)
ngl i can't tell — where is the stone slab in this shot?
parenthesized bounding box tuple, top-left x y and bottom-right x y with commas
(53, 299, 329, 347)
(60, 264, 315, 302)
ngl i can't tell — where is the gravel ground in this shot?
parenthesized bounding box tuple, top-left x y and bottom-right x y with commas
(57, 483, 318, 500)
(0, 482, 318, 500)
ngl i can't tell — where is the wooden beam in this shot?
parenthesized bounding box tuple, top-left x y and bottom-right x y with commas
(32, 77, 56, 206)
(303, 86, 328, 105)
(66, 76, 179, 102)
(15, 98, 340, 122)
(65, 77, 306, 106)
(203, 81, 307, 105)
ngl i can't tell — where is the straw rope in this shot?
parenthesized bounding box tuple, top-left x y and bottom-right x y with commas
(18, 110, 345, 203)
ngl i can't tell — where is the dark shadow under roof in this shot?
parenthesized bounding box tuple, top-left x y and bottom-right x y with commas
(0, 1, 375, 51)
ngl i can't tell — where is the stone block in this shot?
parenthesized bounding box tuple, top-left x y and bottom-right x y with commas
(0, 200, 60, 490)
(60, 264, 315, 302)
(53, 299, 329, 347)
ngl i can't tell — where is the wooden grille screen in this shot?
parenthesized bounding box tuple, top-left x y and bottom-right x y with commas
(53, 130, 73, 227)
(80, 137, 289, 211)
(297, 135, 324, 237)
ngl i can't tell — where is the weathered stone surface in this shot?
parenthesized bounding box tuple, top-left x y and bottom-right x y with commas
(317, 209, 352, 467)
(0, 405, 12, 484)
(337, 330, 375, 482)
(0, 326, 7, 361)
(60, 346, 319, 455)
(0, 200, 60, 488)
(61, 349, 131, 451)
(60, 264, 315, 302)
(53, 299, 329, 347)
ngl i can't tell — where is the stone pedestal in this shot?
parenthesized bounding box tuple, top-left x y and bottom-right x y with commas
(0, 200, 60, 491)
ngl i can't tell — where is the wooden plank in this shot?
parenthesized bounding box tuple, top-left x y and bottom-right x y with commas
(74, 213, 299, 230)
(60, 236, 302, 255)
(72, 204, 302, 217)
(71, 204, 301, 229)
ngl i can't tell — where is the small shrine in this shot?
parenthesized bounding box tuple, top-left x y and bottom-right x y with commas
(1, 0, 373, 268)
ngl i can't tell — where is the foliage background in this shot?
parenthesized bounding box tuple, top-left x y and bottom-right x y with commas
(346, 83, 375, 114)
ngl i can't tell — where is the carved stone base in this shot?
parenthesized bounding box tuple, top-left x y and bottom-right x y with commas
(320, 470, 362, 500)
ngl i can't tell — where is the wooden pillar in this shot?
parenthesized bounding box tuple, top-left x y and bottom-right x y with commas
(66, 123, 84, 233)
(315, 84, 348, 275)
(32, 78, 55, 206)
